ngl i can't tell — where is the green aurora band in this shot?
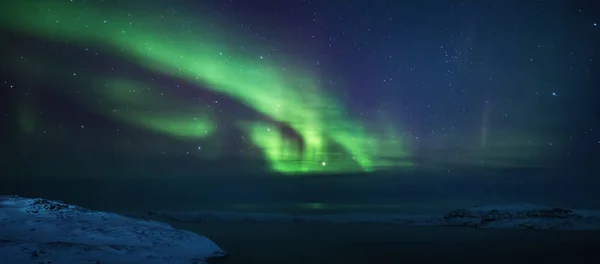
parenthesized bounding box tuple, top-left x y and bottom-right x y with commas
(2, 0, 412, 174)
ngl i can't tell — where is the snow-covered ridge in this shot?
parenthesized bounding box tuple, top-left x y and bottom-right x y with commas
(136, 203, 600, 231)
(440, 203, 600, 230)
(0, 195, 227, 264)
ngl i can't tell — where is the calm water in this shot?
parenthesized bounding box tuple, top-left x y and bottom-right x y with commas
(169, 221, 600, 264)
(3, 164, 600, 215)
(3, 168, 600, 263)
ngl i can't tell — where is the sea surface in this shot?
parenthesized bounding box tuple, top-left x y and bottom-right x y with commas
(169, 221, 600, 264)
(3, 165, 600, 215)
(3, 164, 600, 263)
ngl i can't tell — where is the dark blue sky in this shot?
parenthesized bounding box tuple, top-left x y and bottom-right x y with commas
(0, 0, 600, 214)
(1, 0, 598, 173)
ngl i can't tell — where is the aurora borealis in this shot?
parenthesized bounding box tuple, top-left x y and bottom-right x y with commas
(2, 0, 412, 174)
(1, 0, 598, 176)
(2, 5, 600, 262)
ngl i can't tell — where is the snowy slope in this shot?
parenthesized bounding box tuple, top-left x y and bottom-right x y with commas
(0, 196, 227, 264)
(137, 204, 600, 231)
(440, 203, 600, 230)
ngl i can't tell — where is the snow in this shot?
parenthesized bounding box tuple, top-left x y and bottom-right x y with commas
(440, 203, 600, 230)
(136, 203, 600, 231)
(0, 195, 227, 264)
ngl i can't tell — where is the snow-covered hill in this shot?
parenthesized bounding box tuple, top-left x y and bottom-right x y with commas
(0, 196, 227, 264)
(137, 204, 600, 231)
(439, 203, 600, 230)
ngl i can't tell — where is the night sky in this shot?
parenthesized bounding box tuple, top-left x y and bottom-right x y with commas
(1, 0, 599, 209)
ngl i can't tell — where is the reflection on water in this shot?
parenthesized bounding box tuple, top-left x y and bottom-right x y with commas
(3, 162, 600, 216)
